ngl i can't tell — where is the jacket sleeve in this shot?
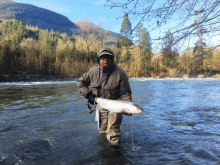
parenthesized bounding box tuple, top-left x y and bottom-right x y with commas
(119, 71, 132, 102)
(77, 71, 91, 98)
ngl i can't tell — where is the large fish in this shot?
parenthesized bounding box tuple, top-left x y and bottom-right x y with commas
(95, 98, 143, 114)
(93, 98, 143, 129)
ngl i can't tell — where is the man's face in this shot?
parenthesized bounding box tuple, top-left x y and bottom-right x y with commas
(99, 55, 113, 67)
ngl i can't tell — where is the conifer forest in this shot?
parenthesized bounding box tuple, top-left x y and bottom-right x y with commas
(0, 16, 220, 78)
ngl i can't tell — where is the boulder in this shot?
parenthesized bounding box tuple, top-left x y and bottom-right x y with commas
(183, 74, 189, 78)
(198, 75, 204, 78)
(214, 74, 220, 78)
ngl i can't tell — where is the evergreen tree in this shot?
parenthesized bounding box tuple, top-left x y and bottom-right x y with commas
(135, 23, 152, 72)
(120, 13, 133, 61)
(134, 23, 143, 46)
(115, 37, 122, 49)
(134, 23, 152, 72)
(162, 29, 179, 69)
(115, 36, 133, 49)
(139, 28, 152, 72)
(120, 13, 132, 40)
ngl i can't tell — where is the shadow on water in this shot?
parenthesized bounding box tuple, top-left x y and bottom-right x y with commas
(72, 135, 131, 165)
(2, 133, 131, 165)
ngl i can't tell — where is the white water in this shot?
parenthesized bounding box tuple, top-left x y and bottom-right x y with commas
(0, 80, 77, 86)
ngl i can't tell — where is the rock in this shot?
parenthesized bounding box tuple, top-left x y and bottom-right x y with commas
(215, 74, 220, 78)
(183, 74, 189, 78)
(198, 75, 204, 78)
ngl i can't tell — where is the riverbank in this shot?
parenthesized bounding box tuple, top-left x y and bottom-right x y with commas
(149, 73, 220, 79)
(1, 73, 220, 83)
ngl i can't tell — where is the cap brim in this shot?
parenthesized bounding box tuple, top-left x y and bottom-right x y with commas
(98, 51, 113, 57)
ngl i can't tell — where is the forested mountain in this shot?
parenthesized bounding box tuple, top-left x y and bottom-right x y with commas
(0, 0, 120, 44)
(0, 0, 79, 35)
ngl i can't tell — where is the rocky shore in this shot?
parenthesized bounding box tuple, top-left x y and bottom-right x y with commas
(0, 75, 77, 82)
(1, 73, 220, 83)
(174, 73, 220, 79)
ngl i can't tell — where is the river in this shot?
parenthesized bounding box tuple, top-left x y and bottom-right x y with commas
(1, 78, 220, 165)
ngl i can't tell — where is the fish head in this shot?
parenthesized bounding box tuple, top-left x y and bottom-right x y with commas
(125, 102, 143, 114)
(133, 104, 144, 114)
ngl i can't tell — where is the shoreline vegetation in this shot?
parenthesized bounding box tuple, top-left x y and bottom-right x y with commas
(1, 19, 220, 83)
(1, 72, 220, 83)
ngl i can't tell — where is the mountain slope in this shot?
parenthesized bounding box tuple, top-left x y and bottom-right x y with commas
(0, 0, 79, 35)
(0, 0, 120, 45)
(74, 20, 120, 45)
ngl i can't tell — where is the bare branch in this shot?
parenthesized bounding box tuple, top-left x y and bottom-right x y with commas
(106, 0, 220, 47)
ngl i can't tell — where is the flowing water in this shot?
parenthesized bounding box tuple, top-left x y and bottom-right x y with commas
(1, 78, 220, 165)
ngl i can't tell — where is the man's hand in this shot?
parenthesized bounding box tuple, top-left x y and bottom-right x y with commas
(86, 92, 97, 105)
(122, 110, 132, 116)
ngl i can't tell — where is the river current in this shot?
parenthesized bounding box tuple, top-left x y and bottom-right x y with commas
(1, 78, 220, 165)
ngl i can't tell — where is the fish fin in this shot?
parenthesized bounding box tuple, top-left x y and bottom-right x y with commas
(123, 108, 130, 114)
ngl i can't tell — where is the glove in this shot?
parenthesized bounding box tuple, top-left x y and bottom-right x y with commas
(86, 92, 97, 105)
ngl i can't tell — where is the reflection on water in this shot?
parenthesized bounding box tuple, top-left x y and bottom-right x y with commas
(1, 79, 220, 164)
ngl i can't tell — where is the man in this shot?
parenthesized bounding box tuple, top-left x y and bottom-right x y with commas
(77, 47, 132, 146)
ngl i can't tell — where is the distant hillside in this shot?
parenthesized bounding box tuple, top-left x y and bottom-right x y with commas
(0, 0, 120, 45)
(0, 0, 79, 35)
(74, 20, 120, 45)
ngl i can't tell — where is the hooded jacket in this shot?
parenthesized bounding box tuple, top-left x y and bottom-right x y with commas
(77, 47, 132, 101)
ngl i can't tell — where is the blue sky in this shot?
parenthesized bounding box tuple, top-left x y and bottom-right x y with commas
(13, 0, 220, 51)
(14, 0, 125, 34)
(13, 0, 176, 49)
